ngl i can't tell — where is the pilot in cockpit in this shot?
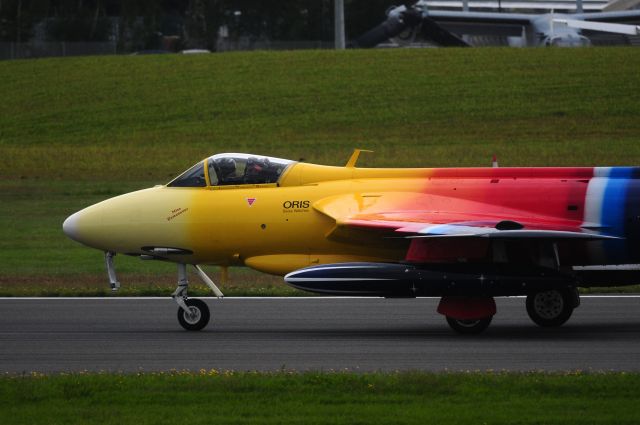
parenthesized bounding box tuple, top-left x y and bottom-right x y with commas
(168, 154, 293, 188)
(217, 158, 238, 184)
(245, 157, 269, 183)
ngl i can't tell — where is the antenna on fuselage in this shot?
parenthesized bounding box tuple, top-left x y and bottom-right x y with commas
(492, 154, 499, 168)
(345, 149, 374, 167)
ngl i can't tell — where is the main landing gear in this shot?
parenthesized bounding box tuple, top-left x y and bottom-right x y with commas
(437, 296, 496, 335)
(526, 288, 579, 327)
(445, 315, 493, 334)
(437, 288, 580, 334)
(172, 263, 224, 331)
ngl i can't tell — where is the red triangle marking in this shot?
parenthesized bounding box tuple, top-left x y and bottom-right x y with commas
(246, 198, 256, 207)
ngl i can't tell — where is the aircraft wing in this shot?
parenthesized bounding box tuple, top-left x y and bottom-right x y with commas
(554, 10, 640, 36)
(555, 18, 639, 34)
(425, 0, 607, 11)
(425, 11, 535, 36)
(603, 0, 640, 11)
(345, 214, 613, 239)
(425, 9, 640, 38)
(572, 9, 640, 23)
(314, 192, 616, 241)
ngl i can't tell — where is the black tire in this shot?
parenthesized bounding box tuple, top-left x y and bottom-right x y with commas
(446, 315, 493, 334)
(177, 298, 210, 331)
(526, 289, 574, 327)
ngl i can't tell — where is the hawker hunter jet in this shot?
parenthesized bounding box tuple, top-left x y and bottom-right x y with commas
(63, 151, 640, 333)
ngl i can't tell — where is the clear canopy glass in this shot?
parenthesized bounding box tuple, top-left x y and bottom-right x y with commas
(166, 161, 207, 188)
(168, 153, 294, 188)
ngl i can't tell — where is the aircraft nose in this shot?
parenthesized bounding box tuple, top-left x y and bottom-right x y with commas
(62, 211, 82, 242)
(62, 187, 192, 255)
(61, 205, 105, 249)
(63, 194, 140, 252)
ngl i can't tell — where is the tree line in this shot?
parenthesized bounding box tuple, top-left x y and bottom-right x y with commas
(0, 0, 394, 50)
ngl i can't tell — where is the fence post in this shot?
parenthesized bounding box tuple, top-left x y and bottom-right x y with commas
(334, 0, 346, 49)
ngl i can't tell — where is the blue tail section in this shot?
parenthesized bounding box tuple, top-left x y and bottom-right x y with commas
(601, 167, 640, 262)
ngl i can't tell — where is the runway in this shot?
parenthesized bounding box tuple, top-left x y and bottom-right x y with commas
(0, 296, 639, 373)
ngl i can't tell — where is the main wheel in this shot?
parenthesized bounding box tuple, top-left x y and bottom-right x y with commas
(526, 289, 574, 327)
(446, 315, 493, 334)
(177, 298, 210, 331)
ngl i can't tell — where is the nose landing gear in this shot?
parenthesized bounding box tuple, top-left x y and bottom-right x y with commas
(172, 263, 224, 331)
(177, 298, 210, 331)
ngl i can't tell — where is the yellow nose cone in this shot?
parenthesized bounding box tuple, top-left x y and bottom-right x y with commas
(62, 187, 196, 257)
(62, 203, 107, 250)
(62, 211, 82, 243)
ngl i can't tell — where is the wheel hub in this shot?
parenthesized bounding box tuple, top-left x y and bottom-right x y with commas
(183, 307, 201, 325)
(533, 290, 564, 320)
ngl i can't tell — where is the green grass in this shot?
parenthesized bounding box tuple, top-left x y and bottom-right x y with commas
(1, 48, 640, 296)
(0, 371, 638, 424)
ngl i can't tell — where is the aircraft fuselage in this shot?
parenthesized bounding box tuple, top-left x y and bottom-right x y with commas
(65, 161, 640, 275)
(62, 154, 640, 332)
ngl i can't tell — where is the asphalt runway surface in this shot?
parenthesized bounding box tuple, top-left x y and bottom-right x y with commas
(0, 296, 639, 373)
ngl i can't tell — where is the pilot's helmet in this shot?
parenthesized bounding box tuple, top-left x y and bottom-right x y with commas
(217, 158, 236, 176)
(247, 157, 262, 172)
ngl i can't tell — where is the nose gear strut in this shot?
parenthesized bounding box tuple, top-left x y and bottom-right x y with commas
(171, 263, 224, 331)
(104, 254, 221, 331)
(193, 264, 224, 298)
(172, 263, 192, 315)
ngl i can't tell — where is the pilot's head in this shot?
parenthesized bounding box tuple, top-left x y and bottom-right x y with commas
(218, 158, 236, 177)
(247, 157, 261, 171)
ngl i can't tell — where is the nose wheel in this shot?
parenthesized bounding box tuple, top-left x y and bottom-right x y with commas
(177, 298, 210, 331)
(172, 263, 223, 331)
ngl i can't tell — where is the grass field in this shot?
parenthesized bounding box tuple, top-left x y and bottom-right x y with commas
(1, 371, 638, 424)
(1, 48, 640, 295)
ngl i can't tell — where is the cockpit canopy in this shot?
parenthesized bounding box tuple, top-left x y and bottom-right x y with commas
(167, 153, 294, 188)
